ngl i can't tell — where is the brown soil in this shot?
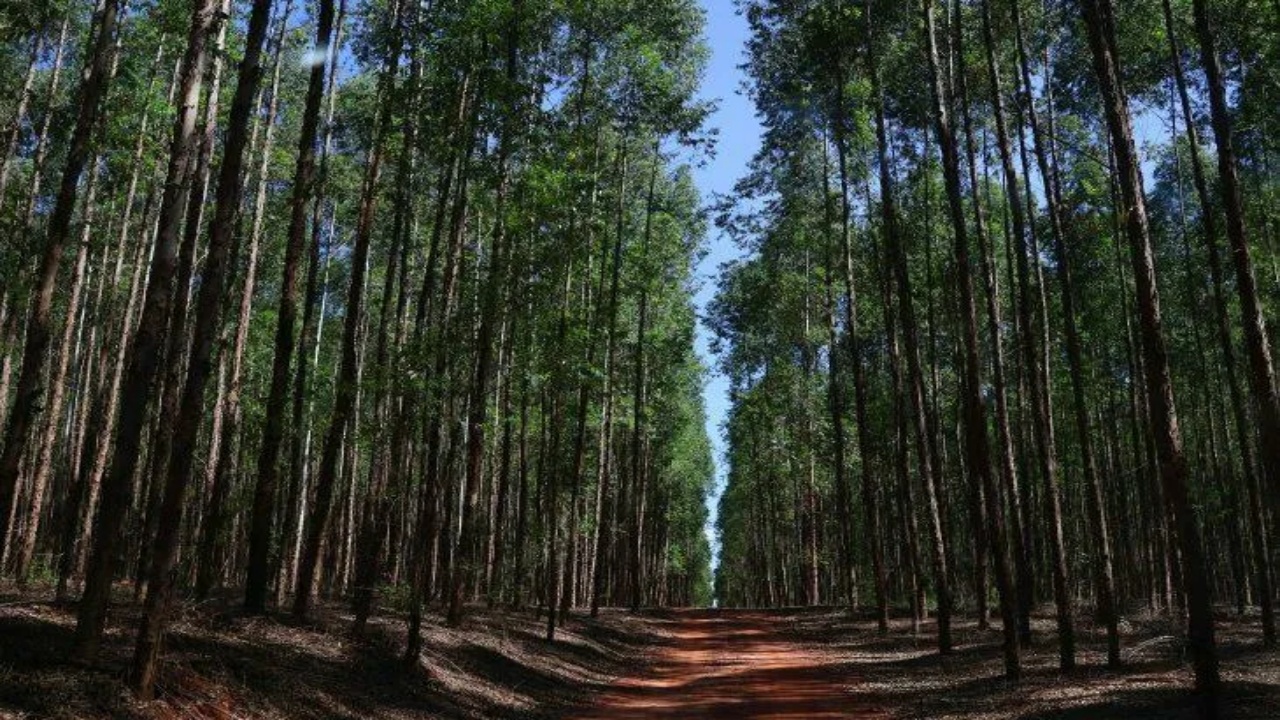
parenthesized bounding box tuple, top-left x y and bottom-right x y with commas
(571, 609, 889, 719)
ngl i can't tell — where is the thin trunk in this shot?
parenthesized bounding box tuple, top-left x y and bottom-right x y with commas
(823, 131, 857, 614)
(981, 0, 1075, 668)
(591, 139, 629, 617)
(918, 0, 974, 657)
(831, 102, 889, 629)
(629, 156, 660, 612)
(195, 0, 293, 599)
(0, 1, 113, 565)
(18, 14, 73, 234)
(957, 0, 1021, 678)
(1079, 0, 1220, 706)
(1011, 0, 1118, 667)
(545, 264, 575, 641)
(15, 154, 99, 581)
(293, 9, 401, 618)
(135, 0, 230, 600)
(352, 7, 421, 632)
(244, 0, 337, 612)
(1191, 0, 1278, 647)
(281, 0, 348, 603)
(130, 0, 275, 694)
(449, 8, 520, 626)
(0, 32, 45, 215)
(74, 0, 211, 662)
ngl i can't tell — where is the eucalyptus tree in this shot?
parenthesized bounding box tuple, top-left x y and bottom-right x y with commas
(74, 0, 218, 662)
(244, 0, 338, 614)
(130, 0, 276, 695)
(0, 0, 121, 566)
(1076, 0, 1219, 705)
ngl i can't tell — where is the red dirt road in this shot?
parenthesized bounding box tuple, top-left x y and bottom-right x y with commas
(573, 610, 887, 719)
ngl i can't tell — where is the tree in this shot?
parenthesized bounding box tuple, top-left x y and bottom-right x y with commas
(1077, 0, 1220, 707)
(74, 0, 217, 662)
(0, 0, 120, 566)
(244, 0, 338, 613)
(130, 0, 277, 695)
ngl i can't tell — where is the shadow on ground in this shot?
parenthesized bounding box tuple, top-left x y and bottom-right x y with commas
(3, 590, 1278, 719)
(0, 585, 647, 720)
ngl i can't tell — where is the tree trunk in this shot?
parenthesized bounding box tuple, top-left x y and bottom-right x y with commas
(1191, 0, 1278, 647)
(1010, 0, 1118, 667)
(591, 139, 628, 617)
(0, 0, 117, 566)
(194, 0, 292, 599)
(129, 0, 275, 694)
(73, 0, 211, 662)
(352, 6, 422, 632)
(1079, 0, 1220, 706)
(449, 8, 520, 626)
(0, 31, 45, 216)
(979, 0, 1075, 669)
(279, 0, 348, 604)
(15, 152, 99, 582)
(244, 0, 337, 613)
(293, 8, 401, 618)
(134, 0, 231, 600)
(919, 0, 986, 658)
(956, 0, 1022, 678)
(16, 14, 73, 236)
(829, 97, 889, 628)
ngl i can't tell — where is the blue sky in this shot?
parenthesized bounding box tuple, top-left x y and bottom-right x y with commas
(691, 0, 759, 571)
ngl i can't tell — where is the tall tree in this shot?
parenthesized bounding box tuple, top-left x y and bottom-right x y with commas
(1078, 0, 1220, 706)
(0, 0, 121, 562)
(130, 0, 278, 695)
(244, 0, 338, 613)
(74, 0, 216, 662)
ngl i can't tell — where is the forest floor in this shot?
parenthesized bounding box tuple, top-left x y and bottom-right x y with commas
(0, 583, 650, 719)
(1, 586, 1278, 719)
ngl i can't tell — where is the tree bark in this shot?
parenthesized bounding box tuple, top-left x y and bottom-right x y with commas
(1191, 0, 1278, 647)
(1079, 0, 1220, 706)
(73, 0, 212, 662)
(244, 0, 337, 613)
(0, 1, 115, 565)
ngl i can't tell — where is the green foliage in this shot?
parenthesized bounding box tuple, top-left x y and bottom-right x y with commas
(711, 0, 1280, 614)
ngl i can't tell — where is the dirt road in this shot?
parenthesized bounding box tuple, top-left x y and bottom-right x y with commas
(572, 609, 887, 719)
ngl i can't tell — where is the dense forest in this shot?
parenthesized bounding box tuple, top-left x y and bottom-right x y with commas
(0, 0, 715, 700)
(711, 0, 1279, 713)
(1, 0, 1278, 716)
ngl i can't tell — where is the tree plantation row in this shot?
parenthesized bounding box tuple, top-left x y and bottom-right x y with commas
(0, 0, 716, 700)
(710, 0, 1277, 716)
